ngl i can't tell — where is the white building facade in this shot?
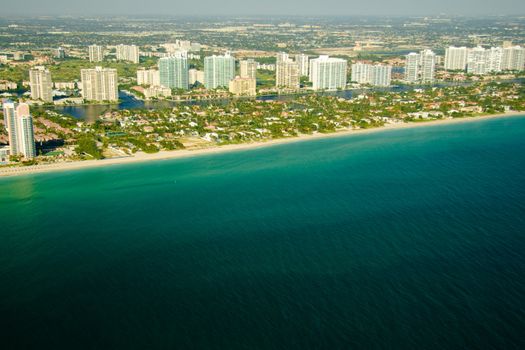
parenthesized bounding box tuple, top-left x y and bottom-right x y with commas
(309, 56, 347, 91)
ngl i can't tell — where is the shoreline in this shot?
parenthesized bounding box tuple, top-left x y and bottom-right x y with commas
(1, 111, 524, 178)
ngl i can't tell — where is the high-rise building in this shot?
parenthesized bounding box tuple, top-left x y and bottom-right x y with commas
(229, 76, 256, 96)
(444, 46, 468, 71)
(487, 47, 503, 73)
(309, 55, 347, 91)
(137, 68, 160, 86)
(404, 50, 435, 83)
(420, 49, 436, 83)
(351, 63, 392, 87)
(159, 53, 189, 90)
(3, 101, 36, 159)
(466, 46, 503, 75)
(240, 59, 257, 79)
(204, 53, 236, 89)
(55, 47, 66, 59)
(116, 44, 140, 64)
(29, 66, 53, 102)
(467, 46, 489, 75)
(88, 45, 103, 62)
(80, 67, 118, 102)
(189, 69, 205, 85)
(295, 54, 309, 77)
(276, 53, 300, 89)
(16, 104, 36, 159)
(351, 63, 371, 84)
(3, 101, 18, 156)
(502, 46, 525, 71)
(405, 52, 420, 82)
(370, 65, 392, 87)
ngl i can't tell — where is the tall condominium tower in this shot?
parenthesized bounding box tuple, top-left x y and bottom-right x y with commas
(420, 50, 436, 83)
(204, 53, 236, 89)
(405, 52, 420, 82)
(370, 65, 392, 87)
(3, 101, 36, 159)
(240, 59, 257, 79)
(88, 45, 104, 62)
(502, 46, 525, 71)
(444, 46, 468, 71)
(116, 44, 140, 64)
(295, 54, 309, 77)
(486, 47, 503, 73)
(29, 66, 53, 102)
(466, 46, 503, 75)
(55, 47, 66, 59)
(309, 56, 347, 91)
(351, 63, 392, 87)
(2, 101, 18, 156)
(80, 67, 119, 102)
(467, 46, 489, 75)
(276, 53, 300, 89)
(351, 63, 371, 84)
(159, 53, 189, 90)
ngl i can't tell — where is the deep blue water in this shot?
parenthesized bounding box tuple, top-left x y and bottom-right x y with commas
(1, 116, 525, 349)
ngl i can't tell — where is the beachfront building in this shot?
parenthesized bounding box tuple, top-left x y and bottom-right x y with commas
(351, 63, 392, 87)
(88, 45, 103, 62)
(276, 53, 300, 89)
(137, 68, 160, 86)
(240, 59, 257, 79)
(204, 53, 236, 89)
(444, 46, 468, 70)
(29, 66, 53, 102)
(3, 101, 36, 159)
(189, 69, 205, 85)
(229, 76, 256, 96)
(80, 67, 119, 102)
(295, 54, 309, 77)
(159, 53, 189, 90)
(116, 44, 140, 64)
(309, 55, 347, 91)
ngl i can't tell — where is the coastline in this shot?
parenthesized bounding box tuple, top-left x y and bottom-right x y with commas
(1, 111, 524, 178)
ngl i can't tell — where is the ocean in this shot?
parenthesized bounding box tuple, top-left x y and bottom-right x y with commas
(1, 116, 525, 349)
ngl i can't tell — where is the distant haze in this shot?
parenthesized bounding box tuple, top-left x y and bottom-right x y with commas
(2, 0, 525, 16)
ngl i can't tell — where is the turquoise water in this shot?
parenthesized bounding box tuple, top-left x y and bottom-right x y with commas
(1, 116, 525, 349)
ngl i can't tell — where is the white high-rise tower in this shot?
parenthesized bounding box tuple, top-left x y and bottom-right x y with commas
(29, 66, 53, 102)
(81, 67, 119, 102)
(88, 45, 103, 62)
(3, 101, 36, 159)
(444, 46, 468, 71)
(309, 55, 347, 90)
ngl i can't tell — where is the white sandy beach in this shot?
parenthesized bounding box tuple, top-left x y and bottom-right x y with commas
(1, 111, 524, 178)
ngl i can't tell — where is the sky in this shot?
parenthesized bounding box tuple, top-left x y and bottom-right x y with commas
(1, 0, 525, 16)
